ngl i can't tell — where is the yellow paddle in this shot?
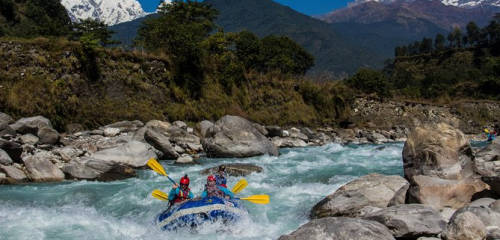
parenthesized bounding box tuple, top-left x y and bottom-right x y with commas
(147, 158, 176, 184)
(152, 189, 168, 201)
(231, 178, 248, 194)
(237, 195, 270, 205)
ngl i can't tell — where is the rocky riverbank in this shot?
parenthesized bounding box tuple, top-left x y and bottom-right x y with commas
(280, 123, 500, 240)
(0, 112, 411, 185)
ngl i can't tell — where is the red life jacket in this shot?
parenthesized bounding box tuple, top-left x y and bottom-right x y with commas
(174, 188, 191, 203)
(205, 184, 224, 198)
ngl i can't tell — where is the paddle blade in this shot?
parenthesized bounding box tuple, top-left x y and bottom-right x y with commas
(152, 189, 168, 201)
(231, 178, 248, 194)
(240, 195, 270, 205)
(147, 158, 167, 176)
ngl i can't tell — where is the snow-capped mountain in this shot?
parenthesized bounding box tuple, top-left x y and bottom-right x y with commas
(350, 0, 500, 8)
(61, 0, 147, 25)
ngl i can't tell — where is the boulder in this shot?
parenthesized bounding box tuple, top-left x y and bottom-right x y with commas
(144, 129, 179, 159)
(0, 172, 5, 184)
(491, 200, 500, 212)
(0, 139, 23, 163)
(300, 127, 316, 139)
(0, 122, 15, 137)
(474, 138, 500, 195)
(65, 123, 85, 134)
(20, 134, 39, 145)
(202, 115, 279, 158)
(487, 228, 500, 240)
(24, 154, 65, 182)
(278, 217, 395, 240)
(443, 211, 487, 240)
(37, 127, 60, 145)
(365, 204, 446, 239)
(265, 126, 283, 137)
(52, 146, 83, 162)
(62, 157, 136, 181)
(10, 116, 53, 134)
(403, 123, 488, 209)
(366, 132, 389, 144)
(103, 127, 120, 137)
(272, 137, 307, 148)
(104, 120, 143, 132)
(132, 120, 171, 142)
(469, 198, 497, 207)
(166, 126, 202, 152)
(0, 149, 13, 165)
(451, 206, 500, 228)
(0, 164, 27, 182)
(0, 112, 14, 125)
(90, 141, 157, 168)
(252, 123, 268, 136)
(197, 120, 214, 138)
(175, 154, 194, 164)
(289, 127, 308, 141)
(310, 174, 409, 218)
(200, 163, 263, 176)
(173, 121, 187, 129)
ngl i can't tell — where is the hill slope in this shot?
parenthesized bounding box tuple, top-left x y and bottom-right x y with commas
(111, 0, 383, 75)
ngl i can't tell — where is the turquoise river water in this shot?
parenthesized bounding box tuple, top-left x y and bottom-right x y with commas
(0, 143, 404, 240)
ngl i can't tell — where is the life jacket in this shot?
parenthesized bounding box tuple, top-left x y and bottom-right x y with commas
(215, 174, 227, 188)
(174, 188, 191, 203)
(205, 184, 225, 198)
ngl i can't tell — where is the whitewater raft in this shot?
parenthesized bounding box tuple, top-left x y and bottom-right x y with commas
(156, 197, 247, 231)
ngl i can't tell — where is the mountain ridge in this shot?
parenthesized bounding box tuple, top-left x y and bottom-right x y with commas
(61, 0, 147, 25)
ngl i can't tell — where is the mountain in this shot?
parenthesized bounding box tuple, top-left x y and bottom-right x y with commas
(111, 0, 383, 75)
(319, 0, 499, 59)
(61, 0, 147, 25)
(350, 0, 500, 8)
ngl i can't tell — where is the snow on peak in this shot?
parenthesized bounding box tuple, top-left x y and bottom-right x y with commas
(61, 0, 147, 25)
(349, 0, 500, 8)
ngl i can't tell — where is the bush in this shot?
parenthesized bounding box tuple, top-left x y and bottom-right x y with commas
(347, 68, 391, 98)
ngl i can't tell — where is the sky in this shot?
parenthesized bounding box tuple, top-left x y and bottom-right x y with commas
(138, 0, 354, 15)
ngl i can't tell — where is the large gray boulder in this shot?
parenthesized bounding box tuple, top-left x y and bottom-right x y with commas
(0, 164, 28, 182)
(278, 217, 395, 240)
(403, 123, 488, 209)
(132, 120, 171, 142)
(272, 137, 307, 148)
(443, 211, 487, 240)
(24, 155, 65, 182)
(474, 138, 500, 195)
(311, 174, 409, 218)
(0, 112, 14, 125)
(364, 204, 446, 239)
(202, 115, 279, 158)
(165, 126, 202, 152)
(37, 127, 60, 144)
(0, 149, 13, 165)
(90, 141, 157, 168)
(10, 116, 53, 134)
(144, 129, 179, 159)
(197, 120, 214, 138)
(200, 163, 263, 176)
(62, 157, 136, 181)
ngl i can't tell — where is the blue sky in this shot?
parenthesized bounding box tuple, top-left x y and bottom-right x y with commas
(138, 0, 354, 15)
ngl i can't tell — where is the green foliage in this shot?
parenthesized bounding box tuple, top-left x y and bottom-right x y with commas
(71, 19, 120, 47)
(260, 35, 315, 75)
(0, 0, 16, 21)
(347, 68, 391, 98)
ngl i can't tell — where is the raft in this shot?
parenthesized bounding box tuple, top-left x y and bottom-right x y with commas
(156, 197, 247, 231)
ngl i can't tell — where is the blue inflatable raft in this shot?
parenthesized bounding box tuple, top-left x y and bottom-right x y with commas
(156, 197, 247, 231)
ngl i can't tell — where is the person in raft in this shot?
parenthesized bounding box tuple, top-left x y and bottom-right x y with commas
(215, 165, 228, 188)
(485, 129, 497, 142)
(201, 175, 234, 199)
(168, 175, 194, 204)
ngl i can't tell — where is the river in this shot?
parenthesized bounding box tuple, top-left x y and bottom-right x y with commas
(0, 143, 404, 240)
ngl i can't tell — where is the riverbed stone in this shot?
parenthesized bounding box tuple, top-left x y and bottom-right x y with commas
(278, 217, 395, 240)
(90, 141, 157, 168)
(265, 126, 283, 137)
(272, 137, 307, 148)
(310, 173, 409, 218)
(20, 134, 39, 145)
(173, 121, 187, 129)
(104, 120, 143, 132)
(0, 112, 14, 125)
(0, 149, 13, 165)
(470, 198, 497, 207)
(443, 211, 487, 240)
(200, 163, 263, 176)
(52, 146, 83, 162)
(364, 204, 446, 239)
(403, 123, 488, 209)
(202, 115, 279, 158)
(37, 127, 59, 145)
(474, 138, 500, 195)
(491, 200, 500, 212)
(62, 157, 136, 181)
(165, 126, 202, 152)
(24, 154, 65, 182)
(132, 120, 171, 142)
(103, 127, 120, 137)
(175, 154, 194, 164)
(144, 129, 179, 159)
(65, 123, 85, 134)
(10, 116, 52, 134)
(0, 139, 23, 163)
(0, 164, 27, 182)
(197, 120, 214, 138)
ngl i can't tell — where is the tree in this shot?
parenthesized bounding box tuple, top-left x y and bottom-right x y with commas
(466, 22, 481, 46)
(347, 68, 391, 98)
(135, 0, 219, 97)
(71, 19, 119, 47)
(259, 35, 314, 75)
(435, 33, 446, 51)
(419, 37, 433, 54)
(234, 30, 263, 71)
(450, 27, 463, 48)
(395, 46, 408, 57)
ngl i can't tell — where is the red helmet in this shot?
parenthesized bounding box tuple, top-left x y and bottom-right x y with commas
(207, 175, 216, 182)
(180, 175, 190, 185)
